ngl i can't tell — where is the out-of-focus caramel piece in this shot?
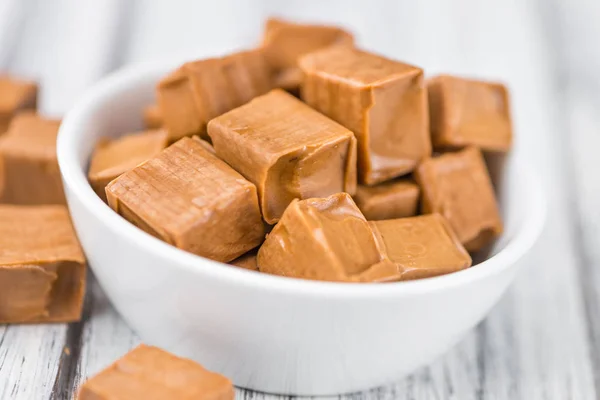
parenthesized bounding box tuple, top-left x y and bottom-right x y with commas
(143, 104, 163, 129)
(106, 137, 265, 263)
(369, 214, 472, 280)
(354, 179, 419, 221)
(427, 75, 512, 152)
(78, 344, 234, 400)
(299, 47, 431, 185)
(157, 50, 274, 142)
(0, 76, 37, 134)
(258, 193, 401, 282)
(229, 250, 258, 271)
(0, 205, 86, 323)
(88, 129, 168, 202)
(0, 112, 64, 204)
(415, 147, 502, 252)
(208, 89, 357, 224)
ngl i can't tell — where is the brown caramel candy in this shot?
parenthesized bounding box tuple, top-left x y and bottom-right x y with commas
(157, 50, 274, 142)
(370, 214, 472, 280)
(106, 137, 265, 263)
(88, 129, 168, 202)
(0, 205, 86, 323)
(0, 76, 37, 134)
(79, 344, 234, 400)
(415, 147, 502, 251)
(208, 89, 357, 224)
(428, 75, 512, 152)
(229, 250, 258, 271)
(299, 47, 431, 185)
(354, 180, 419, 221)
(143, 104, 163, 129)
(258, 193, 398, 282)
(0, 112, 65, 204)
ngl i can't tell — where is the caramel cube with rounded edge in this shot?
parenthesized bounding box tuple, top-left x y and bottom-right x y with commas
(354, 179, 419, 221)
(299, 47, 431, 185)
(157, 49, 274, 142)
(258, 193, 401, 282)
(428, 75, 512, 152)
(369, 214, 472, 280)
(0, 76, 37, 134)
(415, 147, 502, 252)
(88, 129, 168, 202)
(106, 137, 265, 263)
(0, 112, 64, 204)
(208, 89, 357, 224)
(78, 344, 234, 400)
(143, 104, 163, 129)
(0, 205, 86, 323)
(229, 249, 258, 271)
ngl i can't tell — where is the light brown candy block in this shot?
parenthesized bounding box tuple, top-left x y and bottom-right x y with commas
(78, 344, 234, 400)
(257, 193, 399, 282)
(0, 76, 37, 134)
(88, 129, 168, 202)
(0, 112, 65, 204)
(143, 104, 163, 129)
(157, 49, 274, 142)
(415, 147, 502, 252)
(299, 47, 431, 185)
(208, 89, 357, 224)
(427, 75, 512, 152)
(229, 249, 258, 271)
(0, 205, 86, 323)
(354, 179, 419, 221)
(369, 214, 472, 280)
(106, 137, 265, 263)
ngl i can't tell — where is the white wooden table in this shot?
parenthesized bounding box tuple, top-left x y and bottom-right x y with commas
(1, 1, 599, 398)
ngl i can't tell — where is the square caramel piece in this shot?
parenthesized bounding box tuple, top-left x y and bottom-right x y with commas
(0, 112, 65, 204)
(427, 75, 512, 152)
(208, 89, 357, 224)
(106, 137, 265, 263)
(88, 129, 168, 202)
(299, 46, 431, 185)
(354, 179, 419, 221)
(157, 49, 274, 142)
(0, 76, 38, 134)
(143, 104, 163, 129)
(369, 214, 472, 280)
(0, 205, 86, 323)
(78, 344, 234, 400)
(415, 147, 502, 252)
(229, 249, 258, 271)
(257, 193, 400, 282)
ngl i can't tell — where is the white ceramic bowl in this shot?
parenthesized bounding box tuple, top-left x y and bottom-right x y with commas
(57, 60, 545, 396)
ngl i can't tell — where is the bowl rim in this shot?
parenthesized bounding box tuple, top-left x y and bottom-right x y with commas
(57, 60, 547, 299)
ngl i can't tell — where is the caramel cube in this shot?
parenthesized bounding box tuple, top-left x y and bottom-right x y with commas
(0, 112, 64, 204)
(143, 104, 163, 129)
(0, 205, 86, 323)
(229, 250, 258, 271)
(369, 214, 472, 280)
(0, 76, 37, 134)
(157, 50, 274, 142)
(106, 137, 265, 263)
(427, 75, 512, 152)
(415, 147, 502, 251)
(354, 179, 419, 221)
(78, 344, 234, 400)
(299, 47, 431, 185)
(208, 89, 357, 224)
(88, 129, 168, 202)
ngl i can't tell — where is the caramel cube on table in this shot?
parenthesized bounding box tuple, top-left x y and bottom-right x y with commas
(208, 89, 357, 224)
(299, 47, 431, 185)
(0, 112, 64, 204)
(157, 49, 274, 142)
(415, 147, 502, 252)
(106, 137, 265, 263)
(0, 76, 37, 134)
(143, 104, 163, 129)
(354, 179, 419, 221)
(427, 75, 512, 152)
(0, 205, 86, 323)
(78, 344, 234, 400)
(88, 129, 168, 202)
(370, 214, 472, 280)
